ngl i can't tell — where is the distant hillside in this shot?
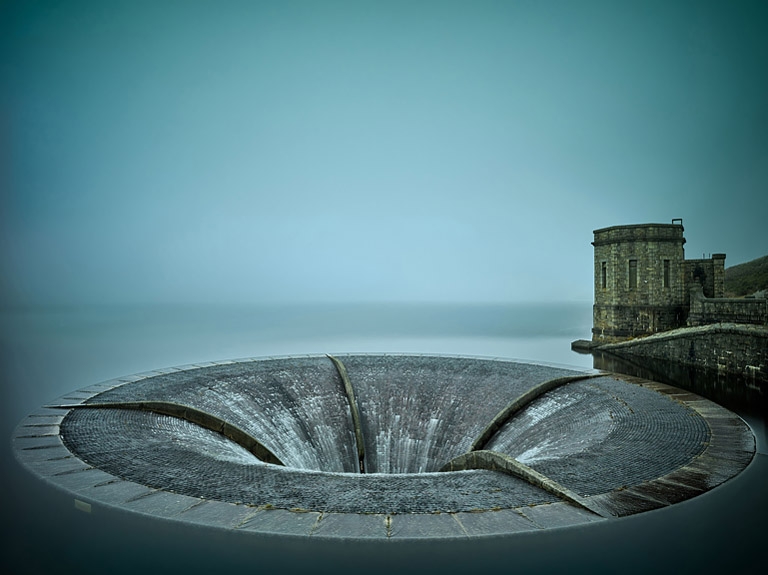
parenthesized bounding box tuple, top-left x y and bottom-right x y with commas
(724, 255, 768, 297)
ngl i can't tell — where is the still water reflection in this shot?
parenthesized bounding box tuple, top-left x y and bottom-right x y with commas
(1, 304, 765, 574)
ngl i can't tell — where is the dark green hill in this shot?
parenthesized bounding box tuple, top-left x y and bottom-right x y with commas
(724, 254, 768, 296)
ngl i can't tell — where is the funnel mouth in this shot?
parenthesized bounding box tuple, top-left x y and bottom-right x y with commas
(13, 354, 754, 539)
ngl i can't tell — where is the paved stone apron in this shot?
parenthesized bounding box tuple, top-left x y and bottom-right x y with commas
(12, 354, 755, 540)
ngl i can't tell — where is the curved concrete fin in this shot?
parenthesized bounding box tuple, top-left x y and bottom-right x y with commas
(470, 373, 604, 452)
(48, 402, 285, 466)
(440, 450, 612, 518)
(326, 355, 366, 473)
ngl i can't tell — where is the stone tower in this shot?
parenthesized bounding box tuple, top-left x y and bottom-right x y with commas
(592, 221, 687, 341)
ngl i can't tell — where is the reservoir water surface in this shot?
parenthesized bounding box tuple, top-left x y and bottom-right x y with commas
(2, 303, 765, 574)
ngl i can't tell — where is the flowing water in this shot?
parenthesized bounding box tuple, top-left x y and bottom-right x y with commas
(1, 303, 765, 574)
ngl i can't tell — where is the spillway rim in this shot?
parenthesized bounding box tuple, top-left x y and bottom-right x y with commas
(11, 353, 754, 541)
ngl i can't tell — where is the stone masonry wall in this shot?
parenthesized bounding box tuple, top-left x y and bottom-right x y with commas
(593, 304, 686, 340)
(592, 223, 686, 340)
(598, 323, 768, 382)
(688, 285, 768, 326)
(684, 255, 726, 302)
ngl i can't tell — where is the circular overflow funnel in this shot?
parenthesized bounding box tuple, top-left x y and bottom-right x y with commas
(12, 354, 755, 540)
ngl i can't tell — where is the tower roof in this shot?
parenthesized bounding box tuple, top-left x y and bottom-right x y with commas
(592, 223, 685, 247)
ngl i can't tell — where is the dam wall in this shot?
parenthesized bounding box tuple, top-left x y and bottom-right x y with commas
(597, 323, 768, 382)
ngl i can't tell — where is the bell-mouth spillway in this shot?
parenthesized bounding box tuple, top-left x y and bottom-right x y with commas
(12, 354, 755, 540)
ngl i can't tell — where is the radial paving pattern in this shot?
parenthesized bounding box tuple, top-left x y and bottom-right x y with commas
(12, 354, 755, 540)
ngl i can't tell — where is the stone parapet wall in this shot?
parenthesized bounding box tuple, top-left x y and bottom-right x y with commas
(598, 323, 768, 382)
(688, 285, 767, 326)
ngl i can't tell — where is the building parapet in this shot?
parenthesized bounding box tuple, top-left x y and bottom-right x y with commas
(688, 285, 767, 326)
(592, 223, 685, 247)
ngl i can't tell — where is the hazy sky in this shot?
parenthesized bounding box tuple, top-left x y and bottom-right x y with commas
(2, 0, 766, 305)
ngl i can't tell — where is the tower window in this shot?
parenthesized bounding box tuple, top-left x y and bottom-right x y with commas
(663, 260, 670, 288)
(629, 260, 637, 289)
(601, 261, 607, 289)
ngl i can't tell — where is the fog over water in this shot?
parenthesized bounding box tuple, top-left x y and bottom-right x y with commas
(2, 2, 767, 573)
(2, 1, 767, 307)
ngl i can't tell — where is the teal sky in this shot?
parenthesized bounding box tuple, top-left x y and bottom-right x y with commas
(2, 0, 767, 305)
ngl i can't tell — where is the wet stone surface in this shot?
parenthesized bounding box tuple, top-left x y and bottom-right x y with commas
(487, 377, 711, 496)
(13, 354, 756, 540)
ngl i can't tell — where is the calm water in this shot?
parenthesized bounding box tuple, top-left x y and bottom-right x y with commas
(1, 303, 765, 574)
